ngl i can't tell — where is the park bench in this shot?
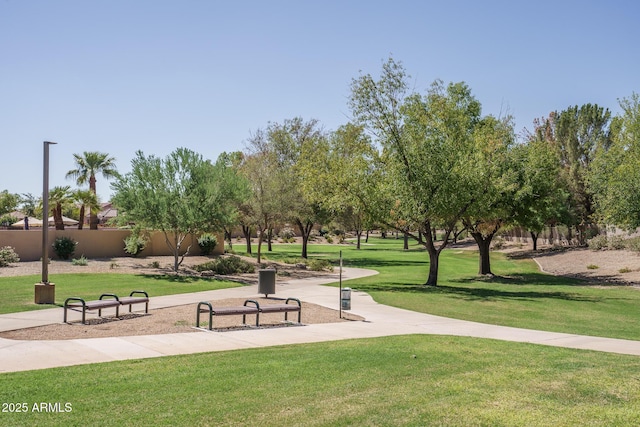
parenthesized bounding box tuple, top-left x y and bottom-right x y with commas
(196, 298, 302, 330)
(196, 300, 260, 330)
(253, 298, 302, 323)
(63, 290, 149, 324)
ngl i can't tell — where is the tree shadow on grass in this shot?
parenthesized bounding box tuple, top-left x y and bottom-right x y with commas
(355, 279, 606, 303)
(135, 274, 219, 284)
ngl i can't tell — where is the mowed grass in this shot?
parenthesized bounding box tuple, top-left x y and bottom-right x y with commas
(0, 273, 243, 314)
(2, 335, 640, 426)
(246, 237, 640, 341)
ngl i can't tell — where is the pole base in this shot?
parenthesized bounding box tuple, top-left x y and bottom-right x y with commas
(34, 283, 55, 304)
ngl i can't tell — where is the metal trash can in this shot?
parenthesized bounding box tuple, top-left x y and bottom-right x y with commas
(258, 269, 276, 297)
(341, 287, 351, 310)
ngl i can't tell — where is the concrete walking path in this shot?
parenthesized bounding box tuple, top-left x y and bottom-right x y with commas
(2, 267, 640, 373)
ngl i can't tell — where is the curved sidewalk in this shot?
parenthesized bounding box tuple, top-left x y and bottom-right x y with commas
(2, 267, 640, 373)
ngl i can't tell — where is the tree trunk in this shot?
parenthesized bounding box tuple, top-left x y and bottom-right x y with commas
(295, 219, 314, 259)
(356, 230, 362, 249)
(256, 226, 265, 264)
(267, 227, 273, 252)
(365, 230, 369, 243)
(530, 231, 539, 251)
(242, 224, 252, 255)
(403, 231, 409, 250)
(471, 231, 495, 276)
(223, 227, 232, 250)
(54, 204, 64, 230)
(423, 229, 441, 286)
(77, 206, 85, 230)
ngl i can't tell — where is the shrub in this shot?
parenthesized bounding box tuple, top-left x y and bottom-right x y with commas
(124, 229, 148, 257)
(608, 235, 626, 250)
(587, 235, 608, 251)
(52, 236, 76, 260)
(71, 255, 88, 266)
(307, 259, 334, 272)
(587, 264, 599, 270)
(197, 233, 218, 255)
(0, 246, 20, 267)
(619, 267, 632, 273)
(193, 256, 255, 275)
(278, 227, 296, 240)
(625, 237, 640, 252)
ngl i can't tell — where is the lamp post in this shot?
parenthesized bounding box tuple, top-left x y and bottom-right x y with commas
(35, 141, 57, 304)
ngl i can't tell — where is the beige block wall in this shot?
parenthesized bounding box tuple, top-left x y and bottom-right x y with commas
(0, 229, 223, 261)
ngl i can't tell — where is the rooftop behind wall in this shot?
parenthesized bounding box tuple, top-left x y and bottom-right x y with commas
(0, 229, 223, 261)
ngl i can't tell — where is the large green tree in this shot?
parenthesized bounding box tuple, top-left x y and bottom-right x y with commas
(299, 122, 380, 249)
(555, 104, 612, 244)
(512, 118, 569, 250)
(259, 117, 328, 259)
(460, 115, 517, 275)
(591, 93, 640, 229)
(350, 58, 485, 286)
(111, 148, 244, 271)
(66, 151, 119, 229)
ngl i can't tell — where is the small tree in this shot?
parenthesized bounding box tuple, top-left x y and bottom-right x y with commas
(112, 148, 245, 271)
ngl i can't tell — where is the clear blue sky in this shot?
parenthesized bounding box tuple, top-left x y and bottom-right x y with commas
(1, 0, 638, 202)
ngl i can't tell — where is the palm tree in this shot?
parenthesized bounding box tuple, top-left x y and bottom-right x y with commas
(66, 152, 118, 229)
(72, 189, 99, 230)
(49, 186, 73, 230)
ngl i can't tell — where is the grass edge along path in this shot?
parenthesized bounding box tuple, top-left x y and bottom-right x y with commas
(1, 335, 640, 426)
(0, 273, 243, 315)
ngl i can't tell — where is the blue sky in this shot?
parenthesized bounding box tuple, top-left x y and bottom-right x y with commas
(1, 0, 639, 202)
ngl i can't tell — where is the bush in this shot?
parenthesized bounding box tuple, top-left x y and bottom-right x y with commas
(278, 227, 296, 240)
(608, 235, 626, 250)
(71, 255, 88, 266)
(0, 246, 20, 267)
(587, 235, 608, 251)
(52, 236, 76, 260)
(307, 259, 334, 272)
(197, 233, 218, 255)
(193, 256, 255, 275)
(625, 237, 640, 252)
(124, 229, 149, 257)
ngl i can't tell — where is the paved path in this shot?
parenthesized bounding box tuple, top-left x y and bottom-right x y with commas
(2, 267, 640, 373)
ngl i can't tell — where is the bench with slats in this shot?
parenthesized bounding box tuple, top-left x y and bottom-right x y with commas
(63, 290, 150, 324)
(196, 300, 260, 330)
(253, 298, 302, 323)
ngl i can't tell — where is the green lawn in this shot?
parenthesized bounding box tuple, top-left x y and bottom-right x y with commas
(2, 238, 640, 425)
(2, 335, 640, 426)
(245, 237, 640, 341)
(0, 273, 243, 314)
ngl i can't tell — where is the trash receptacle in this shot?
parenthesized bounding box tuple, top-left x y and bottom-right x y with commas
(341, 287, 351, 310)
(258, 269, 276, 297)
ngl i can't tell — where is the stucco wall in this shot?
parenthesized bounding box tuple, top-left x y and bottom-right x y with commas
(0, 229, 223, 261)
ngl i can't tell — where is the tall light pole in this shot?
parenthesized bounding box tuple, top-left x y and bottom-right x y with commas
(35, 141, 56, 303)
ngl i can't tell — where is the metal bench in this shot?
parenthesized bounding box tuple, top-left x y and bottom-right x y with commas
(63, 290, 150, 324)
(117, 290, 149, 314)
(196, 300, 260, 330)
(63, 294, 122, 324)
(254, 298, 302, 323)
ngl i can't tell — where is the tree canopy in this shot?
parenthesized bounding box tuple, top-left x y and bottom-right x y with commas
(111, 148, 246, 271)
